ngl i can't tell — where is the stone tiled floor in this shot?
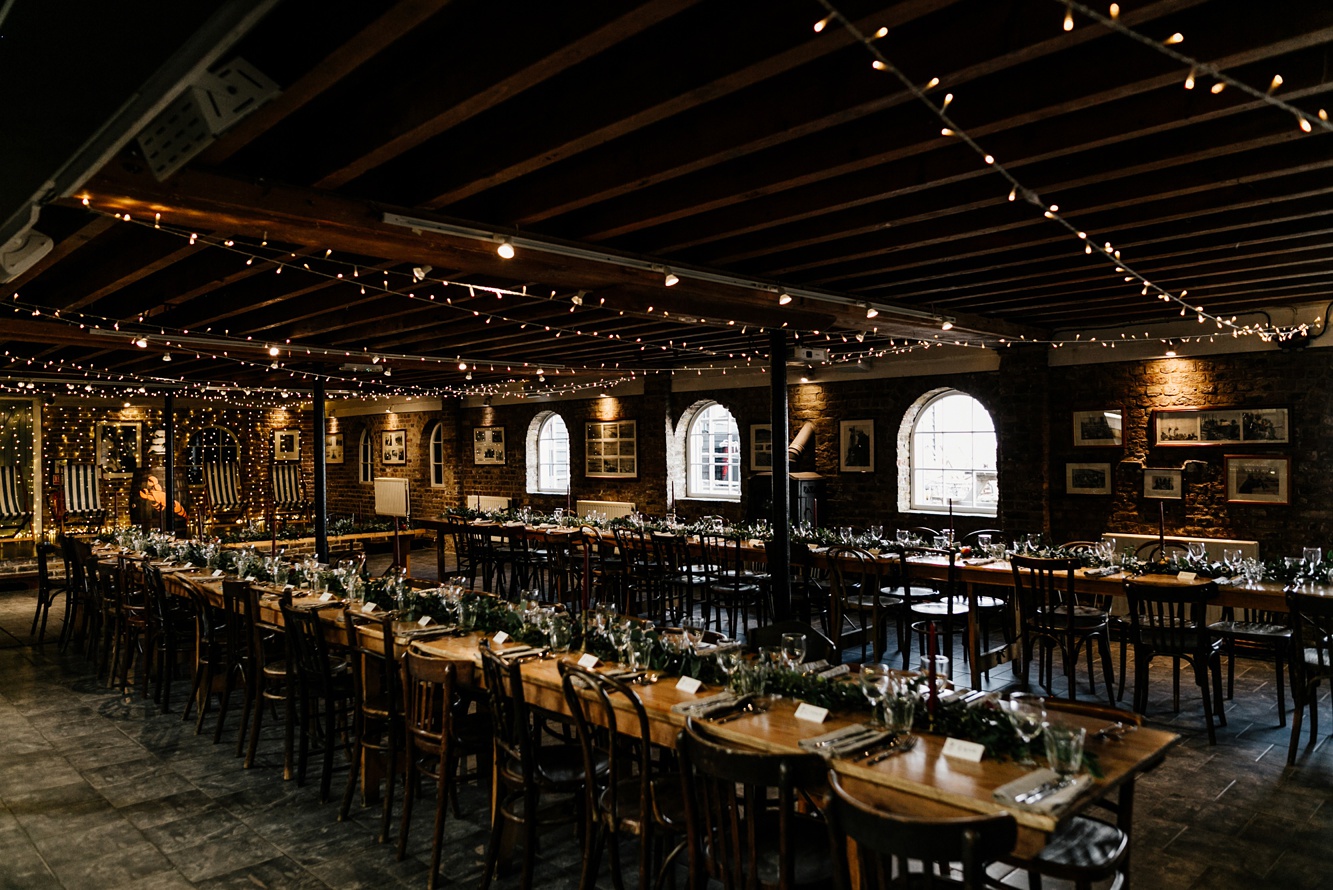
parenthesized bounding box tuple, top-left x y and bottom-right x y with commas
(1, 572, 1332, 889)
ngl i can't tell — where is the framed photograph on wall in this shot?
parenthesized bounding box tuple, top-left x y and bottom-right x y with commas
(95, 421, 142, 478)
(1225, 454, 1290, 505)
(1154, 406, 1289, 446)
(1066, 463, 1112, 495)
(473, 426, 505, 465)
(273, 428, 300, 462)
(586, 420, 637, 478)
(382, 429, 407, 465)
(1143, 468, 1183, 499)
(325, 432, 344, 464)
(840, 419, 874, 473)
(1072, 409, 1123, 447)
(751, 424, 773, 470)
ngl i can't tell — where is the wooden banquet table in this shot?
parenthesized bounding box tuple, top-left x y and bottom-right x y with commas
(119, 547, 1179, 867)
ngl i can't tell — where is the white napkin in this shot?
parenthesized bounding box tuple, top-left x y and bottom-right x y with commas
(798, 723, 884, 756)
(672, 692, 737, 717)
(963, 557, 996, 566)
(993, 768, 1093, 814)
(1083, 566, 1119, 578)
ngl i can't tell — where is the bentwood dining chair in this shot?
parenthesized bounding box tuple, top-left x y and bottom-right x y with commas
(339, 609, 403, 844)
(824, 545, 890, 661)
(825, 769, 1017, 890)
(1123, 578, 1225, 743)
(1285, 588, 1333, 764)
(29, 542, 65, 645)
(560, 662, 685, 890)
(677, 718, 833, 890)
(1011, 556, 1116, 704)
(479, 640, 599, 890)
(280, 600, 353, 801)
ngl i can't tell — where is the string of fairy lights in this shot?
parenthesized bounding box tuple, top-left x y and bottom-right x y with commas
(5, 1, 1327, 404)
(812, 0, 1326, 349)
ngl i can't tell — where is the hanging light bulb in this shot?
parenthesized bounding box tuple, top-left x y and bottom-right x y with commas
(1184, 68, 1196, 89)
(813, 14, 831, 32)
(1164, 32, 1184, 44)
(1063, 6, 1074, 31)
(268, 346, 280, 356)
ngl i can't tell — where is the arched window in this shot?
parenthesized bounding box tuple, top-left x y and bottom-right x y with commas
(526, 411, 569, 494)
(183, 426, 240, 485)
(358, 428, 373, 484)
(687, 402, 740, 500)
(904, 390, 997, 516)
(428, 423, 445, 488)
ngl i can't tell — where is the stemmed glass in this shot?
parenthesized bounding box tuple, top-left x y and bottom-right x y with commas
(780, 632, 807, 670)
(1304, 547, 1323, 584)
(681, 618, 705, 653)
(859, 664, 893, 728)
(1187, 541, 1207, 563)
(1004, 693, 1046, 766)
(1222, 548, 1243, 580)
(896, 529, 911, 546)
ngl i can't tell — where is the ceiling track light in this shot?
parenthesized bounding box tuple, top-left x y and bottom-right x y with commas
(864, 304, 879, 319)
(940, 318, 955, 331)
(778, 292, 793, 306)
(496, 238, 515, 259)
(411, 264, 432, 281)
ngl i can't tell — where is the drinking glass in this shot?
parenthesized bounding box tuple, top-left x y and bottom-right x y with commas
(1004, 693, 1046, 766)
(868, 525, 884, 542)
(839, 526, 854, 544)
(976, 534, 992, 551)
(780, 632, 807, 670)
(882, 676, 918, 734)
(627, 632, 651, 668)
(1043, 721, 1087, 776)
(1096, 540, 1115, 564)
(681, 618, 705, 652)
(1222, 548, 1243, 576)
(553, 507, 564, 522)
(665, 512, 678, 527)
(859, 664, 893, 728)
(716, 648, 744, 692)
(273, 562, 289, 587)
(1304, 547, 1322, 573)
(1024, 533, 1041, 553)
(896, 529, 911, 545)
(1187, 541, 1207, 562)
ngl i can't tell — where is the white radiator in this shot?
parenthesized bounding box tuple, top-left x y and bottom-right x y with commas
(1102, 533, 1260, 561)
(576, 499, 636, 520)
(467, 495, 511, 512)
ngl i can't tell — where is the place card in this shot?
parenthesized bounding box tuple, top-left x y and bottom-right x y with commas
(577, 652, 600, 669)
(361, 602, 377, 613)
(675, 675, 703, 694)
(318, 592, 334, 602)
(798, 659, 830, 674)
(211, 569, 224, 577)
(793, 702, 829, 723)
(941, 737, 986, 762)
(492, 630, 510, 645)
(417, 615, 433, 627)
(1177, 571, 1197, 582)
(283, 584, 294, 593)
(818, 664, 851, 680)
(244, 575, 256, 582)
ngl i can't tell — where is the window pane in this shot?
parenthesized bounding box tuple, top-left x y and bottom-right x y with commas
(537, 414, 569, 493)
(687, 403, 739, 498)
(910, 392, 997, 516)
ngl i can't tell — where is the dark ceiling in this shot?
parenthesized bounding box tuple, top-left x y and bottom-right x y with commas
(3, 0, 1331, 400)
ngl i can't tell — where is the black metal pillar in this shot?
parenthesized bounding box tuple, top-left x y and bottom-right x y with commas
(163, 392, 175, 535)
(769, 328, 791, 620)
(312, 378, 328, 562)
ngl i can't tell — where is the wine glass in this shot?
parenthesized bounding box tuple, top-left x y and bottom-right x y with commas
(1187, 541, 1207, 563)
(1304, 547, 1322, 577)
(1222, 548, 1243, 578)
(976, 534, 992, 552)
(780, 632, 807, 670)
(859, 664, 893, 728)
(896, 529, 911, 546)
(1004, 693, 1046, 766)
(681, 618, 705, 652)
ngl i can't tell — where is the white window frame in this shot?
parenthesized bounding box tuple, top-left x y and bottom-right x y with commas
(358, 428, 373, 484)
(428, 423, 445, 488)
(686, 402, 741, 501)
(907, 390, 997, 517)
(526, 411, 570, 495)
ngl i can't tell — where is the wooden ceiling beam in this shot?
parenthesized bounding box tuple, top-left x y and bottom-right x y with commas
(0, 215, 113, 299)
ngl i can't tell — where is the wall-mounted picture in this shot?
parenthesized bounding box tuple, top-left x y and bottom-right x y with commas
(325, 432, 344, 464)
(840, 419, 874, 473)
(586, 420, 637, 478)
(1072, 409, 1123, 447)
(1154, 406, 1289, 446)
(473, 426, 505, 465)
(1225, 454, 1290, 505)
(1066, 462, 1112, 495)
(382, 429, 407, 465)
(273, 429, 300, 462)
(96, 421, 142, 478)
(751, 424, 773, 471)
(1143, 468, 1183, 500)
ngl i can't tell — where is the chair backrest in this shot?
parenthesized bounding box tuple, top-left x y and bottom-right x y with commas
(699, 533, 748, 583)
(63, 463, 102, 513)
(559, 662, 652, 830)
(901, 546, 957, 597)
(401, 648, 458, 758)
(613, 525, 656, 576)
(678, 717, 830, 890)
(203, 461, 244, 512)
(1287, 588, 1333, 685)
(1010, 555, 1081, 633)
(0, 464, 30, 520)
(345, 609, 399, 718)
(280, 601, 345, 690)
(961, 528, 1004, 547)
(825, 545, 884, 628)
(220, 579, 254, 665)
(1123, 579, 1217, 657)
(478, 640, 540, 783)
(272, 462, 305, 509)
(825, 770, 1017, 890)
(746, 619, 839, 665)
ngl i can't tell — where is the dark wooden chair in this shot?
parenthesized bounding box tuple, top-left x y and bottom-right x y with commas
(143, 564, 193, 714)
(699, 533, 768, 638)
(339, 610, 403, 844)
(29, 542, 65, 644)
(1124, 578, 1224, 743)
(677, 717, 833, 890)
(1011, 556, 1116, 704)
(824, 545, 890, 662)
(826, 769, 1017, 889)
(746, 619, 840, 665)
(1285, 588, 1333, 764)
(280, 600, 353, 801)
(1208, 606, 1291, 726)
(560, 662, 684, 890)
(479, 640, 598, 890)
